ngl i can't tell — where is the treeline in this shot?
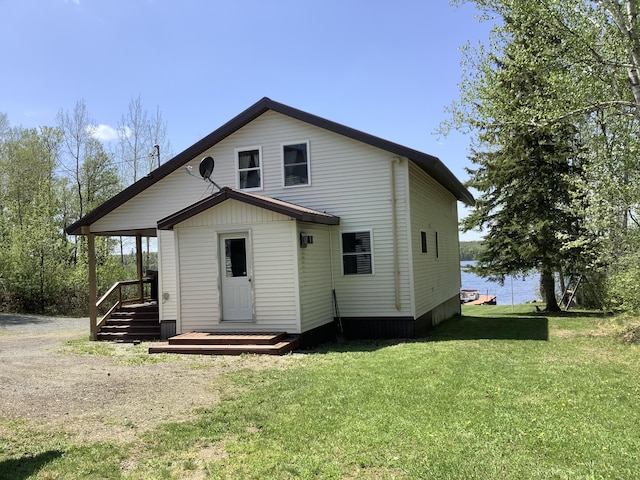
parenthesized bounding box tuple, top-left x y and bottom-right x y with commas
(459, 241, 483, 261)
(0, 97, 169, 315)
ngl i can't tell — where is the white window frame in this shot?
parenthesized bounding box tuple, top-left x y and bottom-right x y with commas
(340, 229, 374, 275)
(235, 146, 263, 191)
(281, 140, 311, 188)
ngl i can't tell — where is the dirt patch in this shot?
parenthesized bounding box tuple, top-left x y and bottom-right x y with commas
(0, 314, 303, 443)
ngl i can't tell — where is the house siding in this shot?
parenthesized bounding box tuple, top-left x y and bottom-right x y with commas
(297, 222, 334, 333)
(158, 230, 177, 321)
(408, 161, 461, 323)
(87, 109, 461, 335)
(175, 199, 300, 333)
(92, 111, 414, 320)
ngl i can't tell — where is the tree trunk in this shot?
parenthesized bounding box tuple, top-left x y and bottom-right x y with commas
(541, 265, 560, 312)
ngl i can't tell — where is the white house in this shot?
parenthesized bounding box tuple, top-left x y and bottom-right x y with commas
(67, 98, 474, 347)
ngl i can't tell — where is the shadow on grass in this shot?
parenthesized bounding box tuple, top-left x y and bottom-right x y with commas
(0, 451, 63, 480)
(432, 314, 549, 341)
(307, 313, 550, 354)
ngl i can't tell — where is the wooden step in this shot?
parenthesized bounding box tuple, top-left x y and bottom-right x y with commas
(105, 318, 160, 326)
(100, 324, 160, 333)
(168, 331, 288, 346)
(97, 331, 161, 341)
(148, 336, 300, 356)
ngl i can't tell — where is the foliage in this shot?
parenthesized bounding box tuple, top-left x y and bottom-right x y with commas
(459, 240, 484, 260)
(453, 2, 590, 310)
(2, 307, 640, 479)
(448, 0, 640, 312)
(0, 95, 169, 315)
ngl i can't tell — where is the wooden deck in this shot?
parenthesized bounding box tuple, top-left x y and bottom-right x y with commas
(148, 331, 300, 356)
(465, 295, 497, 306)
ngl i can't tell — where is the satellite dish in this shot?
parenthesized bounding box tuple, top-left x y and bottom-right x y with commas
(199, 156, 215, 179)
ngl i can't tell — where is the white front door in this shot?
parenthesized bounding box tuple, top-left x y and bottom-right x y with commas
(220, 233, 253, 321)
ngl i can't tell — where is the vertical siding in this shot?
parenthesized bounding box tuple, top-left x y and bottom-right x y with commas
(158, 230, 176, 320)
(175, 199, 299, 333)
(297, 222, 334, 332)
(408, 161, 462, 318)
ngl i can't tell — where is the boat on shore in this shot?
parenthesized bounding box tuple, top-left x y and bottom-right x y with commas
(460, 289, 480, 303)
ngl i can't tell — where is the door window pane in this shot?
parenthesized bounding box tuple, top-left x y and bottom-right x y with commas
(225, 238, 247, 277)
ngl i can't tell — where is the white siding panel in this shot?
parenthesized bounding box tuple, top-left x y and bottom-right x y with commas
(297, 223, 334, 332)
(158, 230, 177, 320)
(251, 222, 299, 332)
(177, 227, 220, 332)
(174, 199, 299, 333)
(91, 110, 438, 320)
(408, 161, 461, 318)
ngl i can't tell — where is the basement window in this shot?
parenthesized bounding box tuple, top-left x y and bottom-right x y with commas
(342, 231, 373, 275)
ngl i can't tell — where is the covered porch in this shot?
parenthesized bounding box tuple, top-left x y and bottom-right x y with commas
(80, 226, 159, 341)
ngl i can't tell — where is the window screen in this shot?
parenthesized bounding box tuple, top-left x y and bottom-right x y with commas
(342, 231, 372, 275)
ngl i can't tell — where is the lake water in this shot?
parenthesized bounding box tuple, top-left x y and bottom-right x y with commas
(460, 261, 540, 305)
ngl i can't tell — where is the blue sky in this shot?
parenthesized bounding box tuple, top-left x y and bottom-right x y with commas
(0, 0, 493, 240)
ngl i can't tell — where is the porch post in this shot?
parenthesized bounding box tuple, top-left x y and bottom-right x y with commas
(83, 226, 98, 341)
(136, 234, 143, 301)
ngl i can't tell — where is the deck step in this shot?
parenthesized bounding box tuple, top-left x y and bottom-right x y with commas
(97, 331, 161, 341)
(97, 301, 160, 342)
(102, 319, 160, 327)
(149, 336, 300, 356)
(167, 331, 288, 346)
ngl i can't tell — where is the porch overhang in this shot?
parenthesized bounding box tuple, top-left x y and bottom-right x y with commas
(157, 186, 340, 230)
(70, 227, 158, 237)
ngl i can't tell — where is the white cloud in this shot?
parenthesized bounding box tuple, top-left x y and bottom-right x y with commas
(88, 124, 119, 141)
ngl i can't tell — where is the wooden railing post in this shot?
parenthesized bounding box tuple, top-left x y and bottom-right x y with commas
(83, 227, 98, 341)
(136, 234, 143, 302)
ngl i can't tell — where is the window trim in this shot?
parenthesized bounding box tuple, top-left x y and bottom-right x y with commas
(235, 145, 263, 191)
(340, 229, 374, 276)
(281, 140, 311, 188)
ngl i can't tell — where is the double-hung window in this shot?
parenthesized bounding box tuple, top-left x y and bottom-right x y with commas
(236, 147, 262, 190)
(342, 231, 373, 275)
(282, 141, 310, 186)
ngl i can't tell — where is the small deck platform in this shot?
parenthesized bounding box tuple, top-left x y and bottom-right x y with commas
(465, 295, 497, 306)
(149, 331, 300, 356)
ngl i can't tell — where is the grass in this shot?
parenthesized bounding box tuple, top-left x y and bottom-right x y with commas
(59, 338, 179, 365)
(3, 305, 640, 479)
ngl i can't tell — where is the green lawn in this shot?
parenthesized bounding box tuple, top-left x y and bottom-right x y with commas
(2, 305, 639, 479)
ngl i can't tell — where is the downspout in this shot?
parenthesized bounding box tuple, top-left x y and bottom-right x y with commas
(390, 157, 402, 311)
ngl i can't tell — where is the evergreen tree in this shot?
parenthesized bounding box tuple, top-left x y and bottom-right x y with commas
(460, 8, 588, 311)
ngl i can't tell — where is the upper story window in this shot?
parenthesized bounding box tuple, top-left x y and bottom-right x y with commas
(342, 231, 373, 275)
(282, 141, 310, 187)
(236, 146, 262, 190)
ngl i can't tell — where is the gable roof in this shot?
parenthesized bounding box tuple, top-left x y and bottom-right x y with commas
(66, 97, 473, 235)
(158, 187, 340, 230)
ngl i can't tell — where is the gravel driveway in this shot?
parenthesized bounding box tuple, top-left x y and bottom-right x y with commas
(0, 313, 299, 442)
